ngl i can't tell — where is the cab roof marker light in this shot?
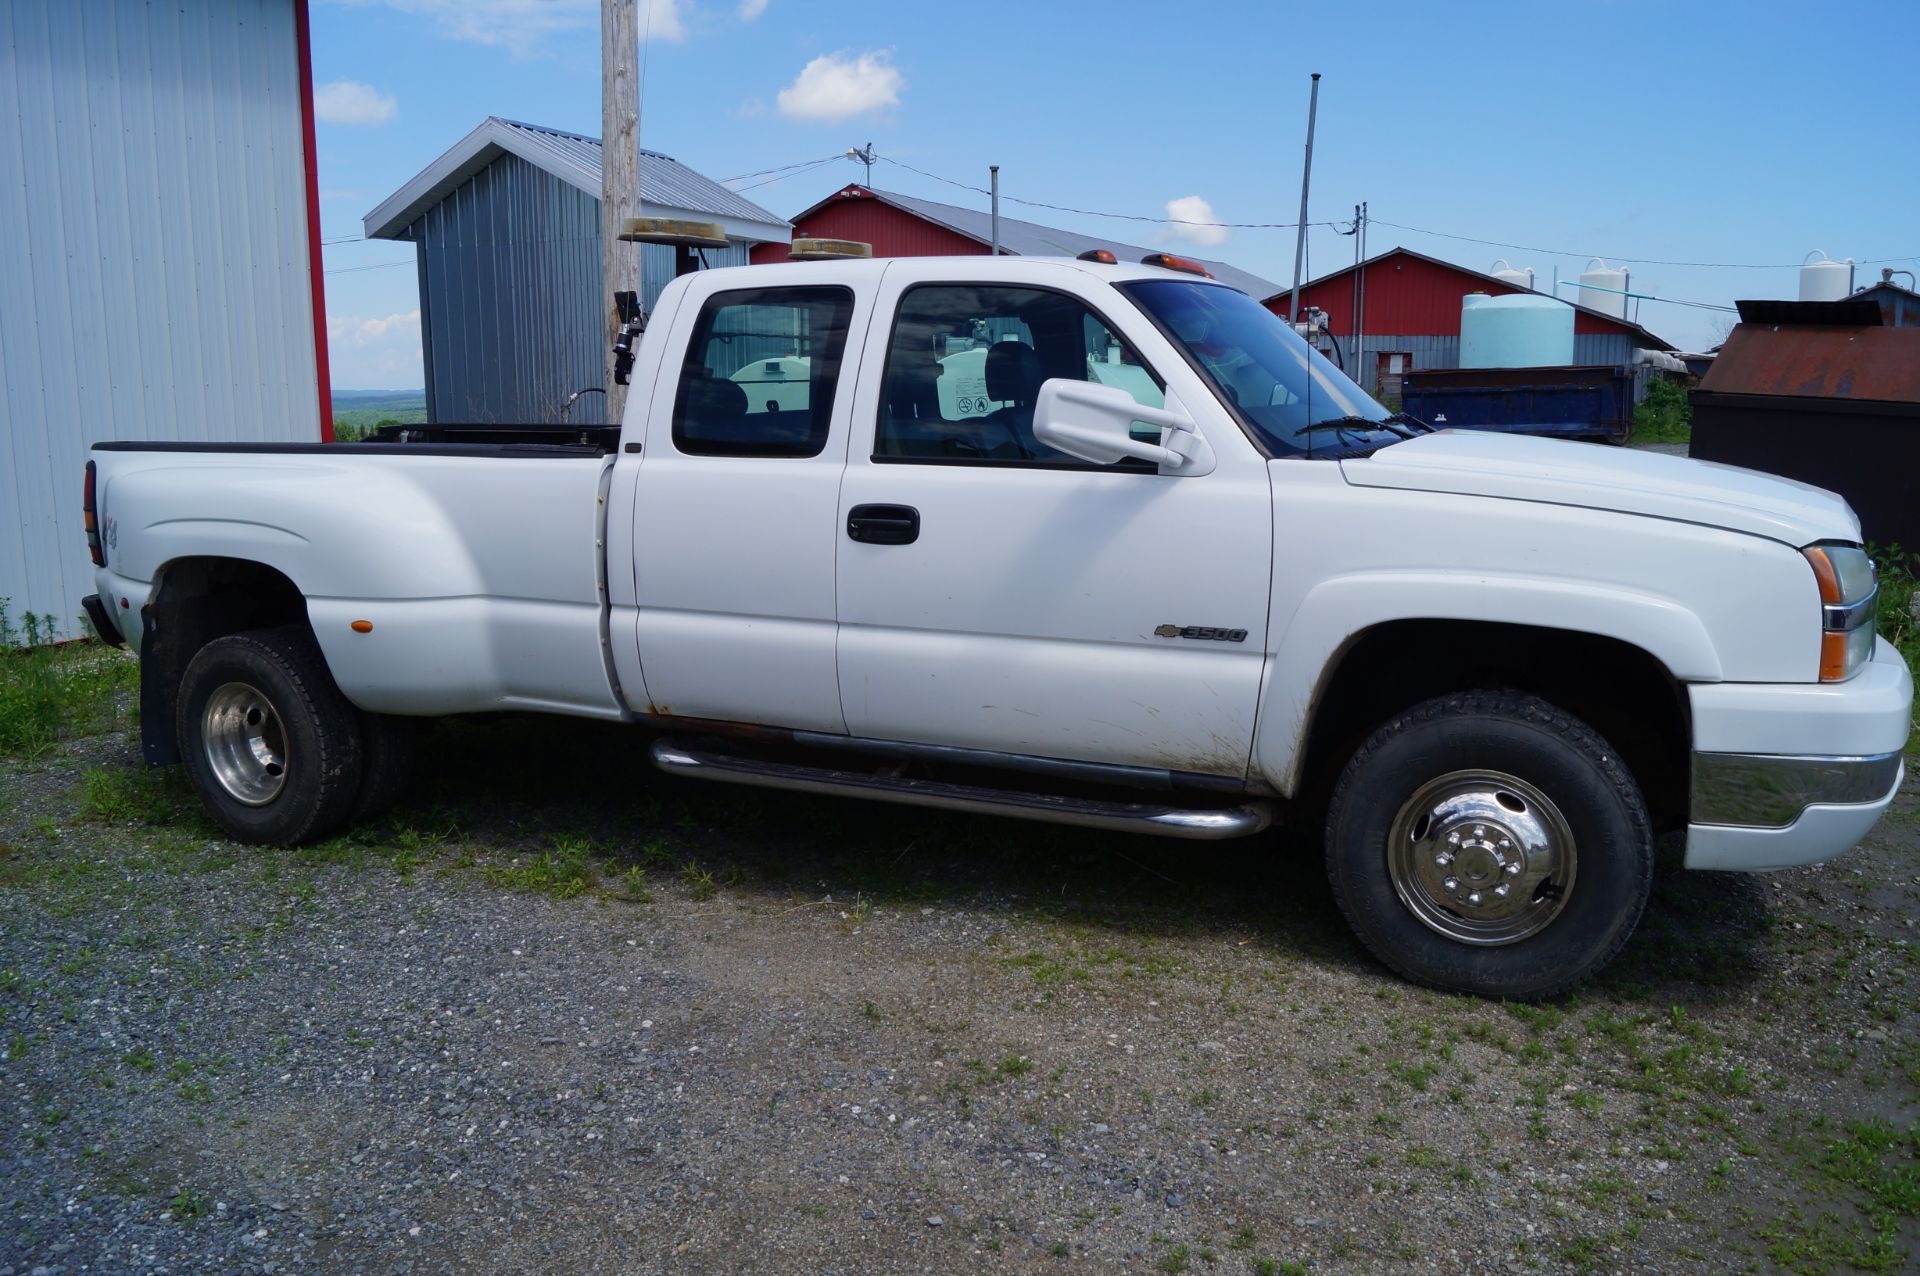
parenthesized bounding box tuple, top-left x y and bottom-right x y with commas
(618, 217, 729, 248)
(787, 238, 872, 261)
(1076, 249, 1118, 264)
(1139, 253, 1214, 279)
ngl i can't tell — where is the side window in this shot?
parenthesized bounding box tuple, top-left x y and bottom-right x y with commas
(875, 284, 1165, 466)
(672, 286, 854, 458)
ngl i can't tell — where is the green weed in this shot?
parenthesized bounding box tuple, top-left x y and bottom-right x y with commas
(0, 601, 137, 757)
(1630, 375, 1691, 446)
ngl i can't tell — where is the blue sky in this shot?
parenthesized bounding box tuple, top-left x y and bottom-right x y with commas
(312, 0, 1920, 390)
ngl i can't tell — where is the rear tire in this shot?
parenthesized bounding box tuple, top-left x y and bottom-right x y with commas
(353, 713, 418, 821)
(1324, 691, 1652, 1000)
(176, 627, 364, 846)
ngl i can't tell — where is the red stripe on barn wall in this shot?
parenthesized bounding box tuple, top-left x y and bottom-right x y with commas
(294, 0, 334, 442)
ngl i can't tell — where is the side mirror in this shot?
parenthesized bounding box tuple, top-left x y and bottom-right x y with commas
(1032, 379, 1206, 472)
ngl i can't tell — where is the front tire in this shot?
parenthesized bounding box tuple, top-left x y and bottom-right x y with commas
(176, 627, 364, 846)
(1325, 691, 1652, 999)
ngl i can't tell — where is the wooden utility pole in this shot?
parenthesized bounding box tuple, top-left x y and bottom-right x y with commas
(602, 0, 640, 425)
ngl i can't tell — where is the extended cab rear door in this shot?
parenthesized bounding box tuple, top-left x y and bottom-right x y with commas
(625, 267, 874, 731)
(833, 261, 1275, 776)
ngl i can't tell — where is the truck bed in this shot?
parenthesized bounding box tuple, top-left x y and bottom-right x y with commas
(89, 439, 623, 720)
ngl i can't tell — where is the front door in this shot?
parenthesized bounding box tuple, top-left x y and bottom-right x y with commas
(833, 262, 1274, 776)
(628, 277, 866, 731)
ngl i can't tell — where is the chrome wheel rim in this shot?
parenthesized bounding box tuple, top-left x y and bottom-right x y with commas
(1386, 769, 1576, 946)
(202, 682, 289, 806)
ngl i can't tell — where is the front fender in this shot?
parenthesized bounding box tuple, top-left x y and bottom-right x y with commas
(1252, 571, 1719, 795)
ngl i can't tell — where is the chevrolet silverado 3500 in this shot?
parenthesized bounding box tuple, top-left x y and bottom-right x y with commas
(82, 253, 1911, 998)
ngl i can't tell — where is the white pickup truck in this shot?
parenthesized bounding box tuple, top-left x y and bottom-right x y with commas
(82, 253, 1910, 998)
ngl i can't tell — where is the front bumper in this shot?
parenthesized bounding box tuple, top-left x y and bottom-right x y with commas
(1685, 636, 1913, 871)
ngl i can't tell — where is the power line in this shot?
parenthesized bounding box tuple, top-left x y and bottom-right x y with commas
(1367, 216, 1919, 271)
(877, 155, 1340, 231)
(729, 155, 844, 193)
(721, 153, 849, 186)
(324, 260, 413, 276)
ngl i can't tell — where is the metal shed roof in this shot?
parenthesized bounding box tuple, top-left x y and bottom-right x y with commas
(364, 117, 790, 244)
(784, 185, 1281, 299)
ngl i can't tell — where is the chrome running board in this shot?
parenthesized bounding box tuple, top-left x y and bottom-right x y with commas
(650, 740, 1273, 840)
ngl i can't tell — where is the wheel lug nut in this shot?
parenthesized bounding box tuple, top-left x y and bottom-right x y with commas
(1505, 861, 1522, 876)
(1472, 825, 1485, 837)
(1494, 883, 1509, 897)
(1447, 832, 1461, 846)
(1434, 852, 1452, 867)
(1442, 877, 1459, 892)
(1467, 890, 1482, 905)
(1498, 838, 1513, 850)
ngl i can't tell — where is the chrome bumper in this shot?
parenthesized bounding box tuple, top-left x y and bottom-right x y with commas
(1691, 750, 1906, 829)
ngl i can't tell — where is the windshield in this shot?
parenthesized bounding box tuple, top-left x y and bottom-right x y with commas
(1118, 279, 1397, 455)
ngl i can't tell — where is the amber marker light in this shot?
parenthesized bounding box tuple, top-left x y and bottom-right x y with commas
(1139, 252, 1215, 278)
(351, 620, 373, 634)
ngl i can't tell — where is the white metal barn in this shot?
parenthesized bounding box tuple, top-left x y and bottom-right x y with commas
(0, 0, 331, 639)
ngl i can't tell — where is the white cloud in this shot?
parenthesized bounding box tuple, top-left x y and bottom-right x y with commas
(314, 80, 397, 126)
(1158, 195, 1229, 248)
(776, 50, 903, 122)
(738, 0, 768, 18)
(346, 0, 681, 57)
(326, 308, 423, 388)
(329, 309, 422, 349)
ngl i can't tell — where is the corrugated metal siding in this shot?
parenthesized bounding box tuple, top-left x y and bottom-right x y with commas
(0, 0, 319, 636)
(1574, 333, 1633, 367)
(1346, 336, 1459, 395)
(411, 151, 748, 424)
(1337, 335, 1633, 396)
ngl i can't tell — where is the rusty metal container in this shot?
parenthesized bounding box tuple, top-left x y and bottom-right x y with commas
(1691, 305, 1920, 549)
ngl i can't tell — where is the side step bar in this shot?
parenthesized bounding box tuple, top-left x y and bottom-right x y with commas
(651, 740, 1273, 840)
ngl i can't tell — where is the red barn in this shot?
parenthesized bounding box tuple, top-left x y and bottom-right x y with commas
(1269, 247, 1673, 396)
(751, 184, 1280, 299)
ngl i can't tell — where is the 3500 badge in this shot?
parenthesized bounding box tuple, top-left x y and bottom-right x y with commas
(1153, 624, 1248, 643)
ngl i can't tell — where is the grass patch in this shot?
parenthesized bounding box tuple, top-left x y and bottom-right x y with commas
(1870, 544, 1917, 699)
(0, 601, 137, 758)
(1630, 375, 1691, 446)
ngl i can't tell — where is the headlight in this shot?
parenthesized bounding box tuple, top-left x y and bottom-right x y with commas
(1802, 544, 1878, 682)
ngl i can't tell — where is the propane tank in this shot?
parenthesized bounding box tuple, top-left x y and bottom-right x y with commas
(1578, 258, 1630, 320)
(1799, 251, 1854, 302)
(1489, 258, 1536, 291)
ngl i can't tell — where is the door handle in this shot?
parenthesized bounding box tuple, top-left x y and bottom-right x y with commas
(847, 503, 920, 545)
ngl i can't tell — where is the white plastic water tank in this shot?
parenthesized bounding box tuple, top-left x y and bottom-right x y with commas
(1578, 257, 1630, 320)
(1799, 251, 1855, 301)
(1489, 258, 1536, 291)
(1460, 293, 1576, 369)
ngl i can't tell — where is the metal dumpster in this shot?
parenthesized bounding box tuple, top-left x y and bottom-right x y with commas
(1401, 365, 1634, 444)
(1690, 305, 1920, 551)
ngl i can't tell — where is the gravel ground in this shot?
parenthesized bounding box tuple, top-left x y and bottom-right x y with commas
(2, 703, 1916, 1275)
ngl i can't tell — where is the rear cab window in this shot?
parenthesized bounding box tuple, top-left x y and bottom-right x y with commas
(672, 286, 855, 458)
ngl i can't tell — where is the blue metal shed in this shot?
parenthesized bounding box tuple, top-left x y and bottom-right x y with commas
(363, 119, 790, 424)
